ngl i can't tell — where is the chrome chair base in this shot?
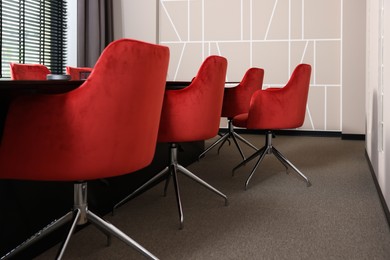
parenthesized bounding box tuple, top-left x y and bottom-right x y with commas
(114, 143, 228, 229)
(232, 131, 312, 190)
(199, 119, 258, 160)
(1, 183, 158, 260)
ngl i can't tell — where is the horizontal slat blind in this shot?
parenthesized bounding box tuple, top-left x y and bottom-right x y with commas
(0, 0, 67, 78)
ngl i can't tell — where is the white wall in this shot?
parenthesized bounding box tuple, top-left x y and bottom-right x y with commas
(112, 0, 158, 43)
(67, 0, 158, 66)
(366, 0, 390, 211)
(66, 0, 78, 67)
(342, 0, 366, 135)
(384, 0, 390, 211)
(113, 0, 366, 135)
(159, 0, 344, 132)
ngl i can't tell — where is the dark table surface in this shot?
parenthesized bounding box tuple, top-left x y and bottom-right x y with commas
(0, 80, 191, 95)
(0, 80, 84, 94)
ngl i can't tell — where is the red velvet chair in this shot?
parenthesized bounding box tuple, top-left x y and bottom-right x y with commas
(232, 64, 312, 189)
(0, 39, 169, 259)
(10, 63, 51, 80)
(66, 66, 93, 80)
(199, 68, 264, 160)
(114, 56, 228, 229)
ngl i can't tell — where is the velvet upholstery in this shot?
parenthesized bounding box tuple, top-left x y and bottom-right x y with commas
(66, 66, 93, 80)
(10, 63, 51, 80)
(158, 55, 228, 143)
(0, 38, 170, 181)
(222, 68, 264, 118)
(233, 64, 312, 130)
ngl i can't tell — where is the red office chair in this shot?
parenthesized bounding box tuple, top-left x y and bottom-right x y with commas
(114, 56, 228, 229)
(0, 39, 169, 259)
(232, 64, 312, 189)
(10, 63, 51, 80)
(199, 68, 264, 160)
(66, 66, 93, 80)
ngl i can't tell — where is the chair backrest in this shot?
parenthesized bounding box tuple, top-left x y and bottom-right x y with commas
(0, 39, 170, 181)
(10, 63, 51, 80)
(158, 55, 228, 143)
(222, 67, 264, 118)
(66, 66, 93, 80)
(247, 64, 312, 129)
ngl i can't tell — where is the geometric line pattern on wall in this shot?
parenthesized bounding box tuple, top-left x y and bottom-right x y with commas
(159, 0, 342, 131)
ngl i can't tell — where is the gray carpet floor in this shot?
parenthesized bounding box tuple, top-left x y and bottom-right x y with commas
(36, 134, 390, 259)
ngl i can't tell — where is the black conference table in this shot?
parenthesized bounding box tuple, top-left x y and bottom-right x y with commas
(0, 79, 200, 259)
(0, 79, 83, 93)
(0, 79, 190, 93)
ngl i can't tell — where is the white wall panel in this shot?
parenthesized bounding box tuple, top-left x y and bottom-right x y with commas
(159, 0, 343, 131)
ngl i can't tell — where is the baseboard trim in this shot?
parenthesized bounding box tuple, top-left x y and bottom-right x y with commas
(220, 128, 367, 140)
(341, 134, 365, 140)
(365, 150, 390, 228)
(219, 128, 342, 137)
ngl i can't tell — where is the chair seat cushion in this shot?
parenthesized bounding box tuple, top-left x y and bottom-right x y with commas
(232, 113, 249, 128)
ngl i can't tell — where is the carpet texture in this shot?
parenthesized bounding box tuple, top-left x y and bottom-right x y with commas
(36, 134, 390, 259)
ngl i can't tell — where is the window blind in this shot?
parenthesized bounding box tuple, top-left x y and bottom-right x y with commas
(0, 0, 67, 78)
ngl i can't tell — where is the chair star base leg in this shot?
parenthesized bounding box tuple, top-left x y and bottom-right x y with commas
(2, 182, 158, 260)
(198, 132, 230, 159)
(271, 146, 311, 187)
(170, 163, 184, 229)
(200, 119, 258, 160)
(87, 211, 159, 259)
(169, 143, 228, 229)
(1, 211, 74, 260)
(112, 167, 170, 214)
(232, 146, 266, 176)
(233, 131, 311, 189)
(114, 143, 228, 231)
(177, 164, 228, 206)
